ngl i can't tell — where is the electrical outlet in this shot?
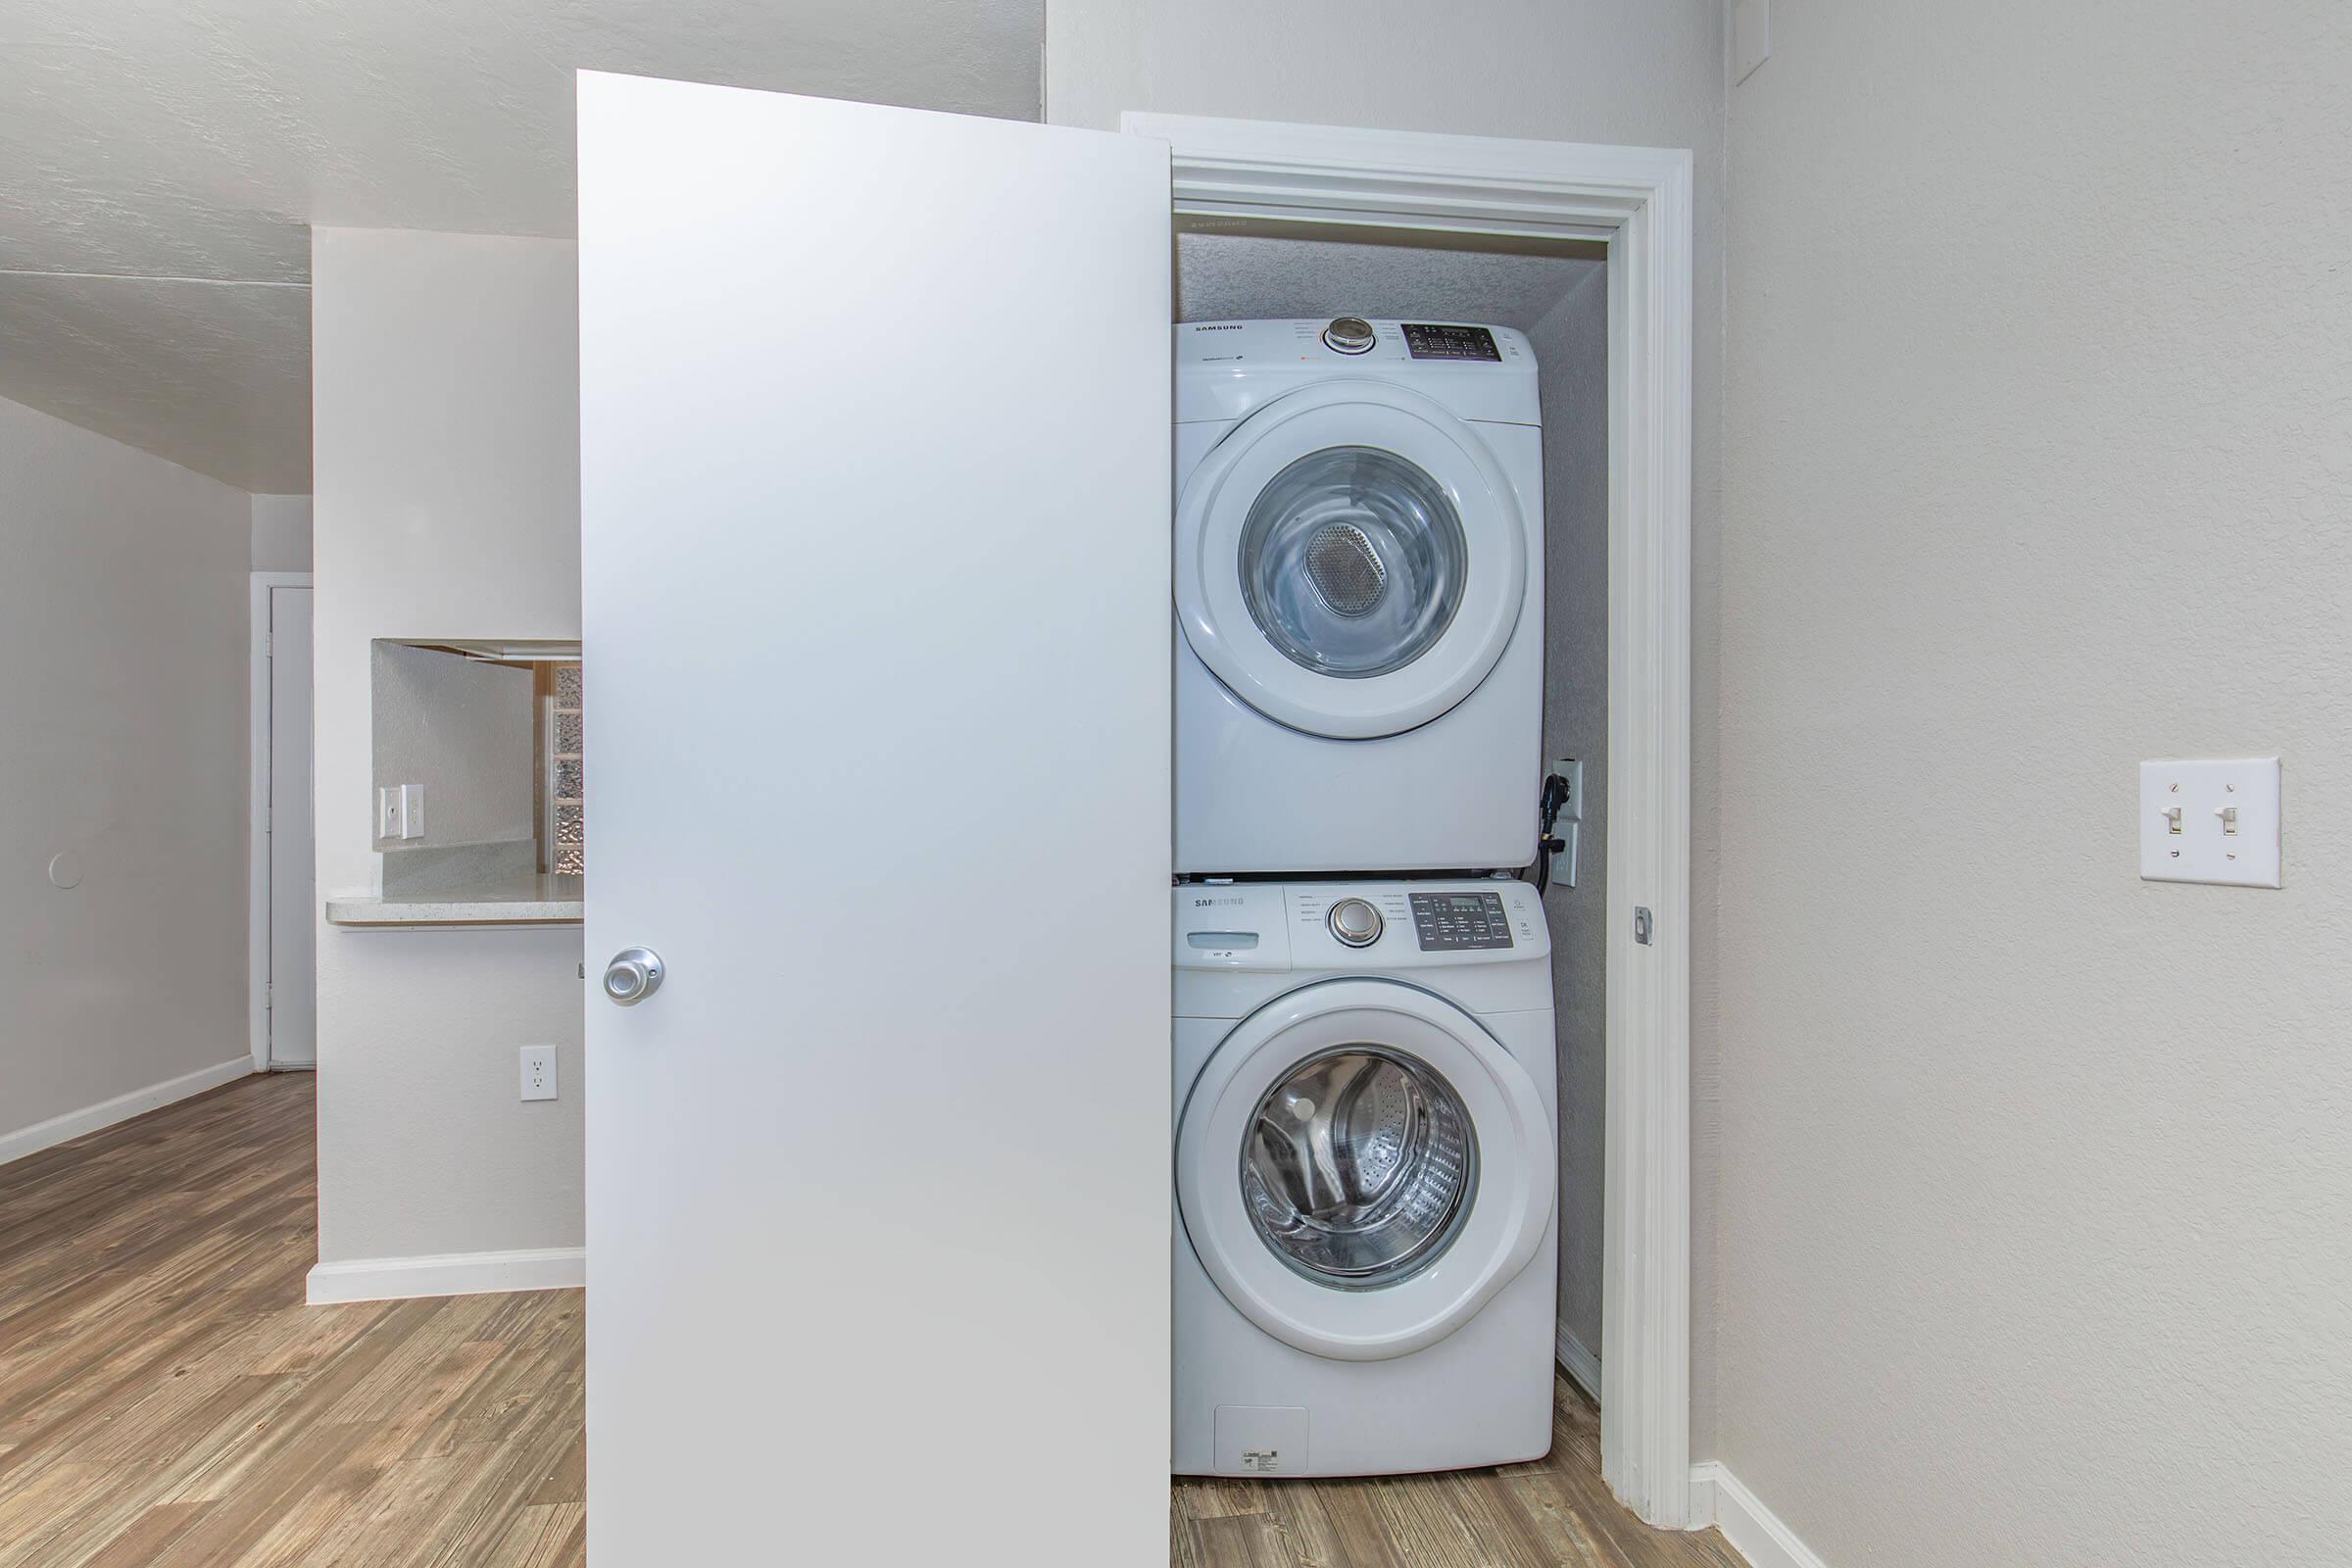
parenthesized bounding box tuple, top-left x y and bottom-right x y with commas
(519, 1045, 558, 1102)
(400, 783, 425, 841)
(1551, 759, 1585, 822)
(377, 787, 402, 840)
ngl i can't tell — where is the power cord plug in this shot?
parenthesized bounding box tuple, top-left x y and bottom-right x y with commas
(1527, 772, 1572, 895)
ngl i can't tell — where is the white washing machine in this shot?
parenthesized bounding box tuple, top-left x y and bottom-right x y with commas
(1173, 878, 1558, 1477)
(1175, 318, 1544, 875)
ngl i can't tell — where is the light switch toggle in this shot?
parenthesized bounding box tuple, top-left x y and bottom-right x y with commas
(2138, 758, 2280, 888)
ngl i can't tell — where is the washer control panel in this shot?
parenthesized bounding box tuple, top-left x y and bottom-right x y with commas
(1175, 880, 1546, 970)
(1401, 322, 1501, 362)
(1408, 890, 1515, 951)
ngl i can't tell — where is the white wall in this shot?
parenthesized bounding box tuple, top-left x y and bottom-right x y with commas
(1718, 3, 2352, 1564)
(1049, 0, 1732, 1446)
(311, 228, 583, 1266)
(370, 643, 535, 853)
(0, 395, 252, 1152)
(250, 493, 313, 572)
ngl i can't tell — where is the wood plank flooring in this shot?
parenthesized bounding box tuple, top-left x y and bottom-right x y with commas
(1175, 1379, 1745, 1568)
(4, 1073, 1740, 1567)
(0, 1073, 583, 1567)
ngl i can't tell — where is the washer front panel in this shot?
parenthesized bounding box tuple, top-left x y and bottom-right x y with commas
(1175, 980, 1554, 1361)
(1175, 381, 1529, 740)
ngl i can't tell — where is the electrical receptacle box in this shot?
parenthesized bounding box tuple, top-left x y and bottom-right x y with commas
(520, 1046, 558, 1102)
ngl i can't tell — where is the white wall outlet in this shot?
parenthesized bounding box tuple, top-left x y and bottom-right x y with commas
(377, 786, 403, 840)
(2139, 758, 2281, 888)
(399, 783, 425, 841)
(520, 1045, 559, 1102)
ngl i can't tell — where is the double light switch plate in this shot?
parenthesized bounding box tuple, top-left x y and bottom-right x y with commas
(2139, 758, 2280, 888)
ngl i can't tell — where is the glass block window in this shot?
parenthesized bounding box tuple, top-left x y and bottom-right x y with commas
(547, 663, 585, 875)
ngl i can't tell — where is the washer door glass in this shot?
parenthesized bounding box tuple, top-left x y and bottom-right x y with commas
(1242, 1047, 1477, 1290)
(1238, 447, 1468, 680)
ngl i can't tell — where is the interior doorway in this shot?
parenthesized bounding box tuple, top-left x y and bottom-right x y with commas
(249, 572, 316, 1070)
(1141, 112, 1697, 1529)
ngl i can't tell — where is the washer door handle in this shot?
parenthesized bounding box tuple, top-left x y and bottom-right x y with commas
(603, 948, 665, 1006)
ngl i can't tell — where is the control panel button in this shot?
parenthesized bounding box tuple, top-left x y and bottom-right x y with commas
(1322, 317, 1377, 354)
(1400, 322, 1501, 361)
(1328, 898, 1385, 947)
(1408, 891, 1514, 951)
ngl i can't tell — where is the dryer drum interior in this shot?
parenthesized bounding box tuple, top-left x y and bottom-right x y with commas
(1237, 445, 1469, 679)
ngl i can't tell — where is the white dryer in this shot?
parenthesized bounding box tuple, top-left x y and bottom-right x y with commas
(1174, 879, 1558, 1477)
(1175, 318, 1544, 875)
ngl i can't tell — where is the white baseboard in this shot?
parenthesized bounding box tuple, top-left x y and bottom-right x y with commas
(0, 1055, 254, 1169)
(307, 1246, 586, 1305)
(1554, 1322, 1601, 1403)
(1690, 1462, 1832, 1568)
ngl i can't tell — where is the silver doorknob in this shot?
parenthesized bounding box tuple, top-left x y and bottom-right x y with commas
(603, 947, 665, 1005)
(1328, 899, 1384, 947)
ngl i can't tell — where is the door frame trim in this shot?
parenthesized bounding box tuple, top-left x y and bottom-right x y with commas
(1126, 113, 1696, 1527)
(248, 571, 313, 1072)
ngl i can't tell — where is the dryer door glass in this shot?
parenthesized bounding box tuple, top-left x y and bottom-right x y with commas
(1237, 447, 1468, 679)
(1241, 1046, 1478, 1289)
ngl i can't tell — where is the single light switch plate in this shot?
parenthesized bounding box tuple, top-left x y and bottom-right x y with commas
(2139, 758, 2280, 888)
(520, 1045, 558, 1102)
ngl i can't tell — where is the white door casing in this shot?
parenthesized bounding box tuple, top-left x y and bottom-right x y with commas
(578, 73, 1170, 1565)
(1132, 113, 1697, 1527)
(248, 573, 315, 1072)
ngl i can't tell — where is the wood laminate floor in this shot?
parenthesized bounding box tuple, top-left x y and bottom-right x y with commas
(0, 1073, 583, 1567)
(3, 1073, 1740, 1568)
(1173, 1380, 1745, 1568)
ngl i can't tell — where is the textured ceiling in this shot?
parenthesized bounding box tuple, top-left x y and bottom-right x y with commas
(1175, 228, 1605, 333)
(0, 0, 1044, 490)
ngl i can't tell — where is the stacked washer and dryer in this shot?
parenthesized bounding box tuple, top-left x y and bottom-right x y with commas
(1172, 318, 1561, 1478)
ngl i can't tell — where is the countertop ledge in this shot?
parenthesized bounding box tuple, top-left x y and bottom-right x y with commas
(326, 874, 583, 927)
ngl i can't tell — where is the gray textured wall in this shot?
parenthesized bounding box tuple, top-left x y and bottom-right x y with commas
(1719, 2, 2352, 1561)
(312, 229, 584, 1266)
(1529, 271, 1611, 1370)
(0, 396, 252, 1146)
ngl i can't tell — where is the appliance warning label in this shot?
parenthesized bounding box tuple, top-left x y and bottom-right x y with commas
(1239, 1449, 1281, 1473)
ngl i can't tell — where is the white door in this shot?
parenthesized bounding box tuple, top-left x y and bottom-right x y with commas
(578, 74, 1170, 1565)
(267, 584, 316, 1068)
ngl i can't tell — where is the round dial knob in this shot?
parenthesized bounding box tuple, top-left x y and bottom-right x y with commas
(1327, 898, 1384, 948)
(1322, 317, 1377, 354)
